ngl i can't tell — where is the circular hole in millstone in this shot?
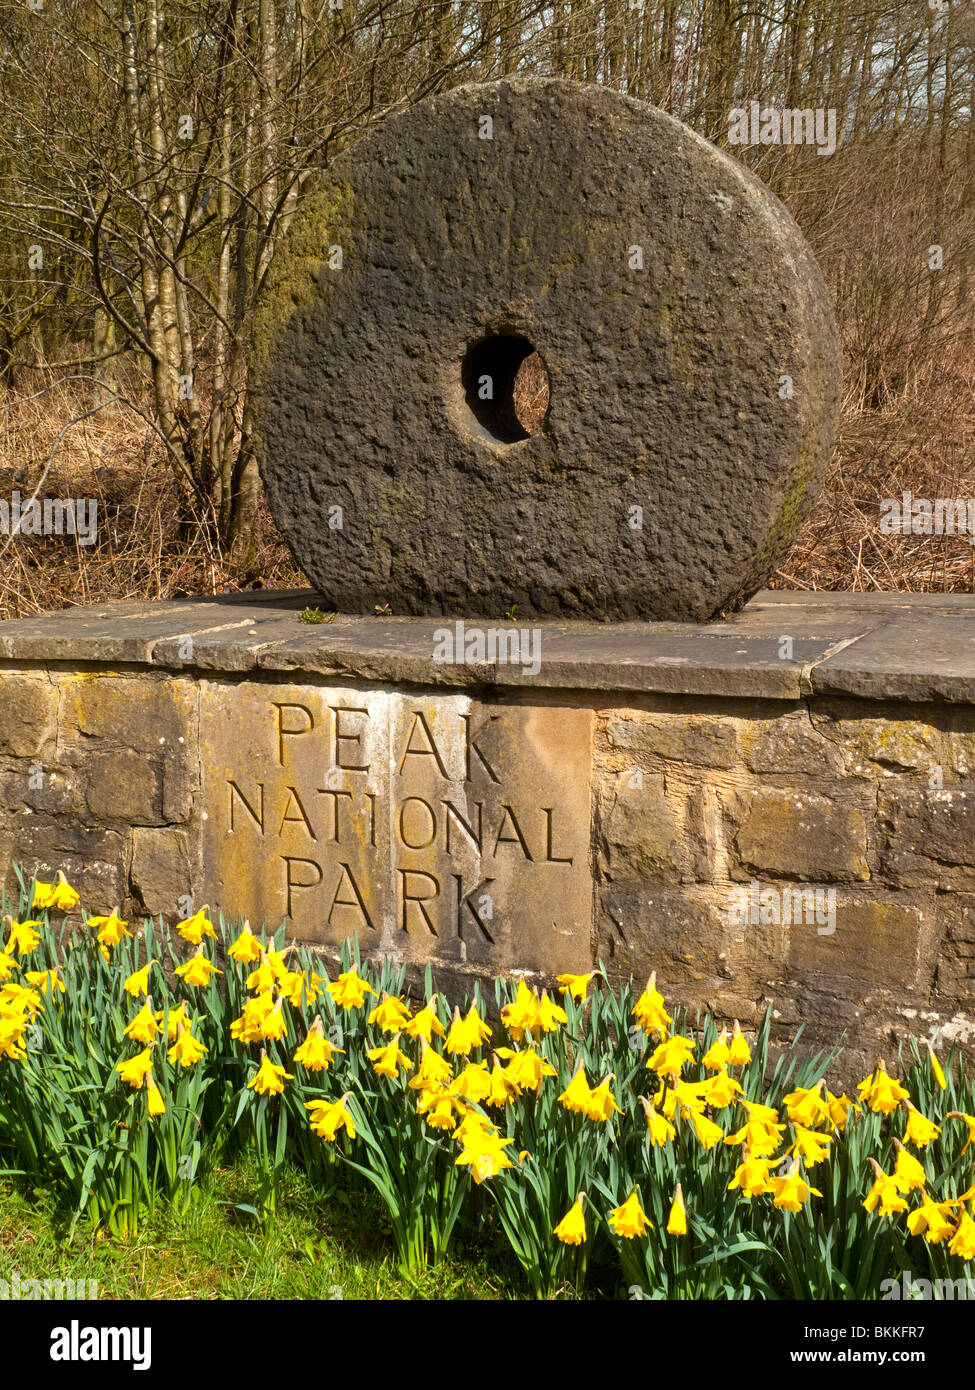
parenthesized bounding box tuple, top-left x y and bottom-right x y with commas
(461, 335, 550, 442)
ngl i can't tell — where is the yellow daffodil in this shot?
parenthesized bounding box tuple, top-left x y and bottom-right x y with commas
(0, 951, 19, 983)
(294, 1017, 343, 1072)
(949, 1210, 975, 1260)
(863, 1159, 909, 1215)
(553, 1194, 587, 1245)
(87, 910, 132, 948)
(168, 1023, 208, 1068)
(485, 1060, 520, 1108)
(246, 956, 277, 994)
(907, 1193, 956, 1245)
(445, 1003, 491, 1056)
(783, 1081, 830, 1128)
(788, 1125, 833, 1166)
(123, 962, 155, 998)
(666, 1184, 687, 1235)
(30, 881, 54, 909)
(772, 1164, 822, 1212)
(368, 993, 413, 1034)
(453, 1110, 499, 1146)
(949, 1112, 975, 1156)
(702, 1069, 743, 1109)
(857, 1061, 910, 1115)
(537, 991, 568, 1033)
(116, 1046, 154, 1088)
(639, 1096, 677, 1146)
(454, 1130, 516, 1183)
(306, 1093, 355, 1142)
(0, 1016, 26, 1060)
(728, 1153, 776, 1198)
(632, 972, 671, 1036)
(326, 967, 377, 1009)
(449, 1060, 492, 1102)
(264, 948, 292, 981)
(146, 1076, 166, 1116)
(702, 1030, 729, 1071)
(404, 997, 447, 1044)
(175, 951, 222, 988)
(124, 1000, 160, 1044)
(409, 1040, 453, 1090)
(609, 1190, 650, 1238)
(367, 1036, 413, 1078)
(688, 1109, 725, 1149)
(559, 1066, 594, 1115)
(556, 971, 594, 1002)
(176, 906, 217, 945)
(247, 1054, 293, 1096)
(24, 968, 64, 998)
(155, 1001, 189, 1041)
(305, 971, 328, 1005)
(1, 981, 41, 1016)
(33, 871, 79, 911)
(646, 1034, 696, 1079)
(277, 969, 313, 1007)
(4, 916, 43, 956)
(586, 1074, 624, 1123)
(892, 1143, 927, 1193)
(495, 1046, 557, 1089)
(927, 1041, 947, 1091)
(724, 1118, 786, 1158)
(228, 923, 263, 963)
(260, 999, 289, 1042)
(739, 1098, 781, 1125)
(826, 1089, 860, 1131)
(902, 1101, 940, 1148)
(671, 1078, 714, 1116)
(416, 1087, 463, 1131)
(727, 1020, 752, 1068)
(500, 980, 543, 1041)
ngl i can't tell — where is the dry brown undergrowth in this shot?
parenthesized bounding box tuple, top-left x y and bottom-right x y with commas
(1, 366, 973, 623)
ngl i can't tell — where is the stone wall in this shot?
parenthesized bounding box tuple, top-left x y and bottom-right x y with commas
(3, 589, 975, 1082)
(595, 694, 975, 1080)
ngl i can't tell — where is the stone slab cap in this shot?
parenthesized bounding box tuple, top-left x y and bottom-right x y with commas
(249, 76, 842, 622)
(6, 590, 975, 702)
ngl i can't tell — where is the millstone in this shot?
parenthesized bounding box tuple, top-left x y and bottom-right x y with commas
(251, 76, 841, 621)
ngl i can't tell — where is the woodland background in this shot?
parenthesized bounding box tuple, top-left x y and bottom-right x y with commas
(0, 0, 972, 618)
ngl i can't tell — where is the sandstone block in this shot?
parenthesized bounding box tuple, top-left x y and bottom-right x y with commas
(731, 787, 870, 881)
(0, 675, 57, 758)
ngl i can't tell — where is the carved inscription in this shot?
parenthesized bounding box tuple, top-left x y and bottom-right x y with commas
(201, 685, 593, 972)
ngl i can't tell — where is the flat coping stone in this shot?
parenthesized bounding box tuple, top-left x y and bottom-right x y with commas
(2, 589, 975, 702)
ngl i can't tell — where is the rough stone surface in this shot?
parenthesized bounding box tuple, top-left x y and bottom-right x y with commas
(811, 706, 941, 774)
(783, 895, 931, 992)
(600, 885, 732, 991)
(63, 674, 195, 750)
(84, 750, 160, 825)
(131, 827, 195, 917)
(250, 77, 841, 621)
(0, 674, 56, 758)
(879, 785, 975, 889)
(0, 822, 128, 913)
(811, 617, 975, 702)
(607, 713, 738, 768)
(0, 762, 84, 818)
(198, 683, 593, 977)
(5, 591, 975, 1082)
(600, 773, 681, 882)
(730, 787, 871, 881)
(741, 710, 846, 775)
(6, 591, 975, 702)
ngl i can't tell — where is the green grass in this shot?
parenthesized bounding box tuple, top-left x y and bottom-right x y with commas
(0, 1158, 545, 1300)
